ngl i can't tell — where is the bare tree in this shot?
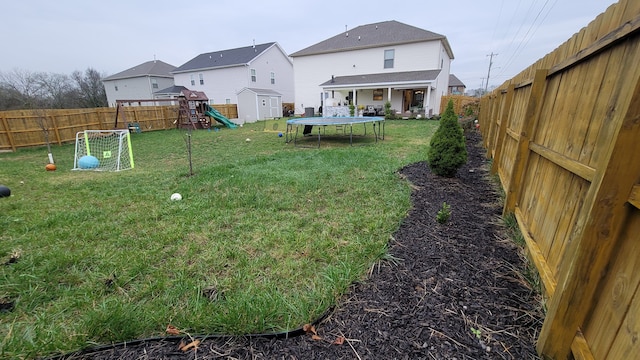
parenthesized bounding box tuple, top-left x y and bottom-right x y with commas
(0, 67, 108, 110)
(0, 69, 41, 109)
(71, 68, 108, 108)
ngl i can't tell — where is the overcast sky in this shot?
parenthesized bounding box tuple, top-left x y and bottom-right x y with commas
(1, 0, 613, 90)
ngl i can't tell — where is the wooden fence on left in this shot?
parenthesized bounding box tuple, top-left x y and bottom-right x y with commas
(0, 104, 237, 152)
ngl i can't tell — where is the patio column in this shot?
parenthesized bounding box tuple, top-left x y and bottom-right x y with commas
(425, 86, 432, 114)
(353, 88, 357, 106)
(387, 87, 392, 102)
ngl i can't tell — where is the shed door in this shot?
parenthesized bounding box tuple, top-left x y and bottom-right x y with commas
(269, 97, 280, 118)
(259, 96, 270, 120)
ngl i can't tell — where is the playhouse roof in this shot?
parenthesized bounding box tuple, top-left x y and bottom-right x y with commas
(179, 89, 208, 101)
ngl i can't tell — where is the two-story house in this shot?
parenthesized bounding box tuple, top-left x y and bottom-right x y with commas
(102, 60, 176, 107)
(171, 42, 294, 121)
(290, 20, 454, 117)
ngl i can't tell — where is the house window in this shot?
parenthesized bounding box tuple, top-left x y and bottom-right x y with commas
(225, 99, 231, 104)
(190, 75, 195, 86)
(114, 85, 118, 91)
(199, 73, 204, 85)
(151, 79, 158, 89)
(251, 68, 256, 82)
(270, 72, 275, 84)
(384, 49, 394, 69)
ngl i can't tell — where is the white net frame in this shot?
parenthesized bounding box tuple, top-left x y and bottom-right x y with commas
(72, 130, 134, 172)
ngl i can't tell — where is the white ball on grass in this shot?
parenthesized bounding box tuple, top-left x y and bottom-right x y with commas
(170, 193, 182, 201)
(245, 138, 251, 142)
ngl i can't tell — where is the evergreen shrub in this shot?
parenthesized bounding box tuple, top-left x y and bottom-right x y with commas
(427, 99, 468, 177)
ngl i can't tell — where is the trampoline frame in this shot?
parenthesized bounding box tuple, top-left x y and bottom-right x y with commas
(285, 117, 385, 148)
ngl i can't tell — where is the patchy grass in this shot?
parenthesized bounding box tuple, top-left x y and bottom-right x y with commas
(0, 119, 437, 359)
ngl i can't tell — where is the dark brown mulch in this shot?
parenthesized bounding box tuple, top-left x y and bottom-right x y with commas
(54, 130, 543, 360)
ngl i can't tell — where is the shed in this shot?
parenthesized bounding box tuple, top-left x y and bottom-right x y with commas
(237, 88, 283, 123)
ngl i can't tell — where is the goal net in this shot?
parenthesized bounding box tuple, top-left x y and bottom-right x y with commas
(72, 130, 134, 171)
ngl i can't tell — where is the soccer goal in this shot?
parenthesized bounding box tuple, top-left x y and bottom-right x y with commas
(72, 130, 134, 171)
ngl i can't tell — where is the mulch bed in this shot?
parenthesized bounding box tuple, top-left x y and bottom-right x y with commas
(55, 130, 543, 360)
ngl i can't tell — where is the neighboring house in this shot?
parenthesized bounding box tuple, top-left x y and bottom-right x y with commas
(290, 20, 454, 117)
(171, 42, 293, 121)
(102, 60, 176, 106)
(448, 74, 466, 95)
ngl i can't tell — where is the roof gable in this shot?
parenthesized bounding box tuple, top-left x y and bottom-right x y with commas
(449, 74, 465, 87)
(290, 20, 453, 58)
(103, 60, 176, 81)
(173, 42, 278, 73)
(238, 87, 282, 96)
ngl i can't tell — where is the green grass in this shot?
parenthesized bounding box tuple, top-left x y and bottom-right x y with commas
(0, 119, 438, 359)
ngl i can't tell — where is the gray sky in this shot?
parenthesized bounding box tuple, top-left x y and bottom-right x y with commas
(1, 0, 613, 90)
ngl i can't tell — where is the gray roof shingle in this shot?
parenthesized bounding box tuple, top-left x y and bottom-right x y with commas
(172, 43, 276, 73)
(103, 60, 176, 81)
(240, 88, 282, 96)
(449, 74, 465, 87)
(154, 85, 188, 95)
(291, 21, 453, 59)
(319, 70, 442, 87)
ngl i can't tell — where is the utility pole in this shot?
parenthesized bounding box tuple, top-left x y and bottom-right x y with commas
(480, 78, 486, 95)
(485, 52, 497, 93)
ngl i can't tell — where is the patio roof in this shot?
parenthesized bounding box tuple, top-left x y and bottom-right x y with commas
(320, 70, 441, 90)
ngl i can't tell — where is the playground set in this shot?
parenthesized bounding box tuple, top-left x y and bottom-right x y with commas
(114, 89, 238, 132)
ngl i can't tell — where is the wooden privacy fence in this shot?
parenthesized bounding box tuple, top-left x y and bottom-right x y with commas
(0, 104, 238, 151)
(440, 95, 478, 116)
(478, 0, 640, 359)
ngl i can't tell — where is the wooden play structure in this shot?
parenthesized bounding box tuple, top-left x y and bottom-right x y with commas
(114, 89, 235, 131)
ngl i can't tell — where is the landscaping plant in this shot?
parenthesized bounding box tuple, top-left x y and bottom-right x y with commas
(436, 201, 451, 224)
(427, 99, 468, 177)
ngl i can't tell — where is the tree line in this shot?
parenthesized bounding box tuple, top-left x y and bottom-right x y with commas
(0, 68, 108, 111)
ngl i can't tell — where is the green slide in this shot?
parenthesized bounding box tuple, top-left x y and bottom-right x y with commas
(205, 104, 238, 129)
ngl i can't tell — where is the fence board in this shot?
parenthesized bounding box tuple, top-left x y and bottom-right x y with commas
(478, 1, 640, 358)
(584, 209, 640, 359)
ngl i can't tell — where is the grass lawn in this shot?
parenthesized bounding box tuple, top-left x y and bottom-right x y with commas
(0, 119, 437, 359)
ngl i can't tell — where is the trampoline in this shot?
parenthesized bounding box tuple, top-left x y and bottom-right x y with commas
(286, 117, 385, 148)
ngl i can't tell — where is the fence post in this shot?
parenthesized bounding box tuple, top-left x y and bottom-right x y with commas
(537, 68, 640, 360)
(491, 83, 515, 175)
(49, 114, 62, 146)
(0, 113, 16, 151)
(503, 69, 549, 214)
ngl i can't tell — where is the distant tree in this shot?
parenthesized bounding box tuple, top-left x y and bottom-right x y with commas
(427, 99, 468, 177)
(0, 69, 41, 109)
(71, 68, 107, 108)
(33, 72, 77, 109)
(0, 67, 107, 110)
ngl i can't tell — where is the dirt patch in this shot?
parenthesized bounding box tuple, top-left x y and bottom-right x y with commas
(54, 130, 543, 360)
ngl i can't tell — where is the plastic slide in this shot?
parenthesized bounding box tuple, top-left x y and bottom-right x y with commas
(205, 105, 239, 129)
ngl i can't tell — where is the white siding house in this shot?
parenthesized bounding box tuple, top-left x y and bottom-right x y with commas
(290, 21, 454, 117)
(102, 60, 176, 107)
(172, 42, 293, 120)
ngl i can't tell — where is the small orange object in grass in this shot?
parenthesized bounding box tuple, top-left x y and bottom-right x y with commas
(45, 163, 57, 171)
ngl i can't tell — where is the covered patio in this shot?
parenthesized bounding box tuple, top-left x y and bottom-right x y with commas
(319, 70, 441, 118)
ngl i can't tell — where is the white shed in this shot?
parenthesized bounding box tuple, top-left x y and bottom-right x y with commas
(237, 88, 283, 123)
